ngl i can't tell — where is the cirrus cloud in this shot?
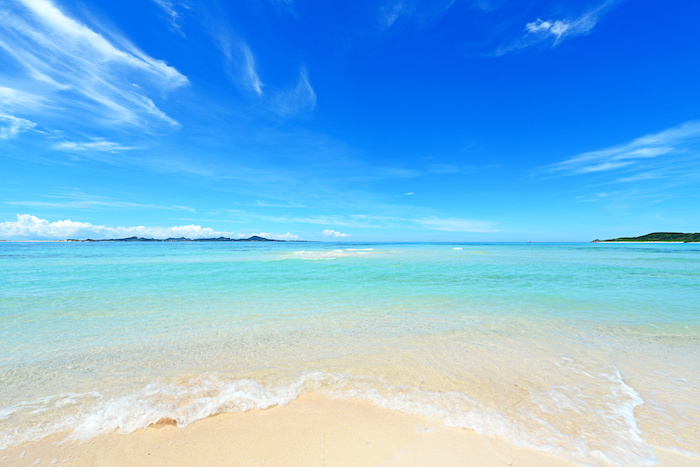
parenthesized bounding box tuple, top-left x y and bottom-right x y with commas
(0, 0, 188, 128)
(0, 112, 36, 139)
(545, 120, 700, 176)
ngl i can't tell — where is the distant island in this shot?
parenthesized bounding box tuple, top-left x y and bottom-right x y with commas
(64, 235, 285, 242)
(593, 232, 700, 243)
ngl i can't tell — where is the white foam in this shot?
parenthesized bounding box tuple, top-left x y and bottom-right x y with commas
(0, 372, 662, 465)
(289, 249, 374, 260)
(71, 376, 303, 440)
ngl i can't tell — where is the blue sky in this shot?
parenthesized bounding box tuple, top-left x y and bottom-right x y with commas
(1, 0, 699, 241)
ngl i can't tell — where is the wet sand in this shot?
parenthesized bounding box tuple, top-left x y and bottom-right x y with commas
(2, 394, 696, 467)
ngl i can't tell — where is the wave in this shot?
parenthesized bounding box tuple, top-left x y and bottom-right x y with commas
(287, 249, 375, 260)
(0, 371, 662, 465)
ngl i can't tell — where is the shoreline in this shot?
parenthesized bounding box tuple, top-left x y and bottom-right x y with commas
(1, 394, 696, 467)
(595, 241, 700, 244)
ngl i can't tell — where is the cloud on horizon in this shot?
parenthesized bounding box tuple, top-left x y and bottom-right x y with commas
(253, 231, 300, 241)
(0, 214, 299, 240)
(322, 229, 350, 238)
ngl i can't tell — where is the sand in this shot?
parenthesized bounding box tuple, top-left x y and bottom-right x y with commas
(1, 394, 695, 466)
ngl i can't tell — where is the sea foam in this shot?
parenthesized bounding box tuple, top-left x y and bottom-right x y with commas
(0, 372, 660, 465)
(289, 248, 375, 260)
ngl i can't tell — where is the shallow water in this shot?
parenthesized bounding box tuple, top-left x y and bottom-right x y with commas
(1, 242, 698, 465)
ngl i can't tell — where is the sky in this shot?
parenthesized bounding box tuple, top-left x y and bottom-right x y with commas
(1, 0, 699, 241)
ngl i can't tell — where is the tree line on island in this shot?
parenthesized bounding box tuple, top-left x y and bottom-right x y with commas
(593, 232, 700, 242)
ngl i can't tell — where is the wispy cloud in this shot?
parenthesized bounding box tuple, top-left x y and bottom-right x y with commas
(381, 1, 409, 29)
(380, 0, 457, 29)
(223, 211, 497, 234)
(0, 0, 188, 128)
(271, 67, 317, 116)
(542, 120, 700, 205)
(0, 86, 46, 112)
(495, 1, 617, 55)
(413, 217, 498, 232)
(52, 139, 136, 153)
(211, 25, 264, 97)
(0, 112, 36, 139)
(244, 200, 307, 208)
(546, 120, 700, 176)
(152, 0, 187, 35)
(242, 44, 264, 96)
(322, 229, 350, 238)
(524, 15, 596, 44)
(6, 189, 194, 212)
(575, 189, 670, 203)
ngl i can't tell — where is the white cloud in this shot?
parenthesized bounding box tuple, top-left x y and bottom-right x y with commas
(0, 86, 46, 112)
(242, 44, 264, 96)
(380, 0, 457, 29)
(272, 67, 317, 116)
(546, 120, 700, 176)
(0, 214, 296, 240)
(404, 192, 414, 195)
(322, 229, 350, 238)
(525, 19, 577, 40)
(52, 139, 135, 152)
(522, 1, 612, 45)
(152, 0, 187, 34)
(212, 28, 264, 97)
(0, 112, 36, 139)
(6, 189, 194, 211)
(496, 1, 616, 54)
(0, 0, 188, 128)
(382, 1, 408, 28)
(253, 231, 301, 241)
(231, 212, 497, 234)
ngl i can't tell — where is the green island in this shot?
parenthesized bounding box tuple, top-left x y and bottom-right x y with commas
(593, 232, 700, 243)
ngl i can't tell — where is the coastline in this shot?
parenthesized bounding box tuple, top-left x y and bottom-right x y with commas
(595, 241, 700, 244)
(2, 394, 695, 467)
(2, 242, 698, 465)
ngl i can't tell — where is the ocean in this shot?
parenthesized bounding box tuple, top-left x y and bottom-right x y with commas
(1, 241, 698, 465)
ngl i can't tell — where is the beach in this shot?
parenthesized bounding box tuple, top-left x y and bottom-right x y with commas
(1, 241, 699, 465)
(3, 394, 697, 467)
(1, 394, 577, 466)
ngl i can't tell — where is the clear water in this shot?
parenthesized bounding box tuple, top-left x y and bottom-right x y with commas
(1, 242, 699, 465)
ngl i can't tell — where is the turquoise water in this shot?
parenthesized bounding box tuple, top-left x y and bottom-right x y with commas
(1, 242, 699, 465)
